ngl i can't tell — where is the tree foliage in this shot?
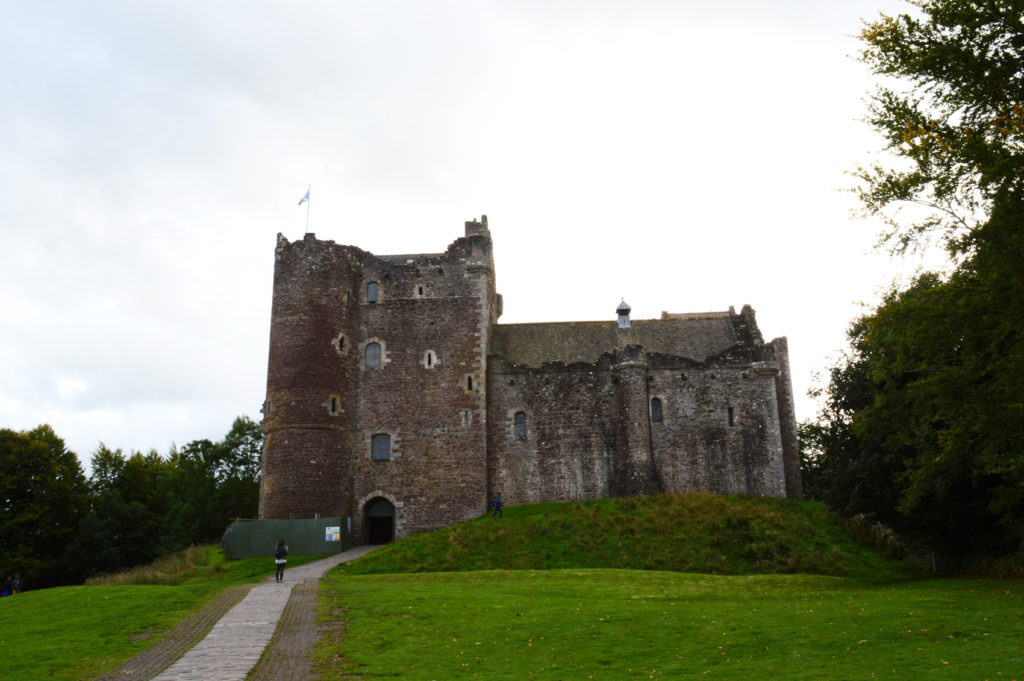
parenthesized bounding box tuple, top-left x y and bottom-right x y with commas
(0, 426, 90, 587)
(1, 416, 263, 589)
(854, 0, 1024, 254)
(805, 0, 1024, 557)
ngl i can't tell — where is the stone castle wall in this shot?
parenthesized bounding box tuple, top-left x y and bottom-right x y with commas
(261, 218, 800, 542)
(485, 341, 790, 507)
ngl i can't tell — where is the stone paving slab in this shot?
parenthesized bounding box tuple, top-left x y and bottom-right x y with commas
(247, 581, 319, 681)
(95, 546, 377, 681)
(93, 586, 252, 681)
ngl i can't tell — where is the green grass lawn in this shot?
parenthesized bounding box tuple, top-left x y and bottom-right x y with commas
(1, 496, 1014, 681)
(0, 547, 328, 681)
(317, 569, 1024, 680)
(340, 494, 909, 579)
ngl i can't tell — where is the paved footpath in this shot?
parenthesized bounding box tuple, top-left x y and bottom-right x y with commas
(98, 545, 377, 681)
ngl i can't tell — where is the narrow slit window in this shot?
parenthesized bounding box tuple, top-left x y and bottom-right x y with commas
(365, 343, 382, 368)
(367, 282, 379, 303)
(650, 398, 663, 423)
(371, 433, 391, 460)
(728, 407, 735, 427)
(514, 411, 527, 438)
(427, 352, 433, 367)
(467, 376, 473, 391)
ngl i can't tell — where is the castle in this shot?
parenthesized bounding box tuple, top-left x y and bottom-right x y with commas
(260, 216, 801, 543)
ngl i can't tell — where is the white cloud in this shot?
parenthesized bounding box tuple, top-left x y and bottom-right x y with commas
(0, 0, 914, 459)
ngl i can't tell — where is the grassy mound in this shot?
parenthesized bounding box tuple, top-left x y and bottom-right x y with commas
(341, 494, 906, 579)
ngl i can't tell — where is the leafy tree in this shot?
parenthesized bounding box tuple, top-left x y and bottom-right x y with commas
(212, 415, 263, 530)
(805, 269, 1024, 553)
(854, 0, 1024, 256)
(68, 446, 175, 576)
(163, 416, 263, 551)
(805, 0, 1024, 557)
(0, 426, 89, 587)
(4, 415, 263, 583)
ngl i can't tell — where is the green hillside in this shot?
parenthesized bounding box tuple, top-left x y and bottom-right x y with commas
(340, 493, 907, 579)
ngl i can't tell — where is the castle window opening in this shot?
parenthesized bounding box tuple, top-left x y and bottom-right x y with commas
(330, 396, 339, 414)
(514, 411, 527, 438)
(418, 285, 424, 296)
(365, 343, 382, 368)
(426, 351, 433, 367)
(367, 282, 379, 303)
(335, 335, 346, 353)
(467, 375, 473, 391)
(650, 398, 663, 423)
(728, 407, 735, 427)
(371, 434, 391, 460)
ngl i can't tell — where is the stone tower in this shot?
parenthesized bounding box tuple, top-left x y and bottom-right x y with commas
(261, 217, 499, 541)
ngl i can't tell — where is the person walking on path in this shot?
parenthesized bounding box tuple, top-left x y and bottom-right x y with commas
(491, 494, 503, 518)
(274, 538, 288, 583)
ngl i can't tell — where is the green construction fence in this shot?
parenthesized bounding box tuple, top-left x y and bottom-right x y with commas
(220, 517, 353, 559)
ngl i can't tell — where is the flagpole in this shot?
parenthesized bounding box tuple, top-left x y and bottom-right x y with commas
(305, 184, 311, 232)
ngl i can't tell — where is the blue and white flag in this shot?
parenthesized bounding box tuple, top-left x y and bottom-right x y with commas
(298, 188, 310, 206)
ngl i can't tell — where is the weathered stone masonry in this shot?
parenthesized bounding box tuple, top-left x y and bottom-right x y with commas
(261, 216, 801, 543)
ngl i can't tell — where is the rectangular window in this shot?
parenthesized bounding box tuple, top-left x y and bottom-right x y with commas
(371, 433, 391, 460)
(650, 398, 662, 423)
(365, 343, 382, 368)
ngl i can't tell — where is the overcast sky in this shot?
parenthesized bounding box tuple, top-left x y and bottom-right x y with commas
(1, 0, 924, 467)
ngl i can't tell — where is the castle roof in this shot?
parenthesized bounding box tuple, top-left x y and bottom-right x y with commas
(491, 313, 747, 367)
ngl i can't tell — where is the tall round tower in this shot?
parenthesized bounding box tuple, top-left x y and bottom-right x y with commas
(261, 233, 361, 519)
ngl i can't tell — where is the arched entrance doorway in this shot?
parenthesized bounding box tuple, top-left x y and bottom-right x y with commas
(363, 497, 395, 544)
